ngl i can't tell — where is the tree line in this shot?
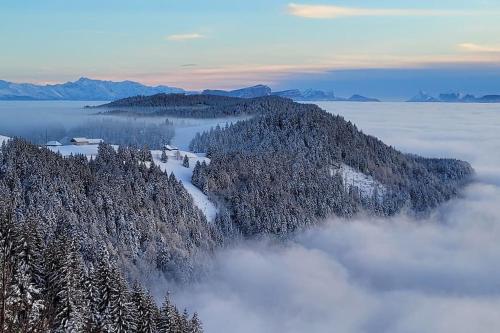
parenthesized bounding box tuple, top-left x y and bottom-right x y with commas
(0, 212, 202, 332)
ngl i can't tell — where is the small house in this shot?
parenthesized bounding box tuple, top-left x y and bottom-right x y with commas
(164, 144, 179, 151)
(88, 138, 104, 145)
(71, 137, 89, 145)
(70, 137, 104, 145)
(45, 141, 62, 147)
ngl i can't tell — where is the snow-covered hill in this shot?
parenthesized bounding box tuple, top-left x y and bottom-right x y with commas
(46, 143, 217, 221)
(0, 135, 10, 145)
(0, 77, 184, 100)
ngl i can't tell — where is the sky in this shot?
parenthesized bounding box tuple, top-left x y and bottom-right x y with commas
(1, 0, 500, 98)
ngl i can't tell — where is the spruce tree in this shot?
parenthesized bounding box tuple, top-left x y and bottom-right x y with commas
(189, 312, 203, 333)
(46, 237, 86, 333)
(131, 283, 158, 333)
(161, 150, 169, 163)
(182, 155, 190, 168)
(157, 293, 174, 333)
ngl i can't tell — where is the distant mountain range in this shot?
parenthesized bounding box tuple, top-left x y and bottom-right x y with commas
(202, 85, 380, 102)
(0, 77, 185, 101)
(0, 78, 380, 102)
(408, 91, 500, 103)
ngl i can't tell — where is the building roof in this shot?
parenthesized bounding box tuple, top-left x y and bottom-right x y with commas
(165, 144, 179, 150)
(70, 137, 103, 144)
(71, 137, 89, 143)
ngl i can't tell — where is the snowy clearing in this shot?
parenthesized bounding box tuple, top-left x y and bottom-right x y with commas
(335, 164, 386, 198)
(0, 135, 10, 145)
(47, 144, 105, 160)
(151, 150, 218, 222)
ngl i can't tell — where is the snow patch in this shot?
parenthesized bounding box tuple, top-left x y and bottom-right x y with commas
(0, 135, 10, 145)
(334, 164, 386, 198)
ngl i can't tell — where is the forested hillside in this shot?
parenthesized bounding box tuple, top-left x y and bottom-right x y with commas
(0, 214, 202, 332)
(190, 102, 473, 237)
(0, 139, 216, 281)
(96, 94, 299, 118)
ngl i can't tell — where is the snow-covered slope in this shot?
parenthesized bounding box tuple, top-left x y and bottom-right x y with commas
(0, 135, 10, 145)
(151, 150, 217, 222)
(0, 77, 184, 100)
(47, 143, 217, 221)
(334, 164, 386, 198)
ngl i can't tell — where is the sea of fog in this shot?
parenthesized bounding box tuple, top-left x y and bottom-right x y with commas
(168, 102, 500, 333)
(2, 101, 500, 332)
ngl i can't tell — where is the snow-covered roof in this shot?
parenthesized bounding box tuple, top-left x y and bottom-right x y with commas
(71, 137, 89, 143)
(165, 144, 179, 151)
(70, 137, 103, 144)
(46, 141, 62, 146)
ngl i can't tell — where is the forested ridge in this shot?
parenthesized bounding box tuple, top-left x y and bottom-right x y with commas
(190, 101, 473, 237)
(96, 94, 299, 118)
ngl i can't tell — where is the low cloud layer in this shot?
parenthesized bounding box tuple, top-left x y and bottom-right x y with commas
(165, 103, 500, 333)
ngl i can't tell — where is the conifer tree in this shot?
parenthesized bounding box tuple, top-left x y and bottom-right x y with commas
(183, 155, 190, 168)
(131, 283, 158, 333)
(189, 312, 203, 333)
(161, 149, 169, 163)
(46, 237, 86, 333)
(157, 293, 174, 333)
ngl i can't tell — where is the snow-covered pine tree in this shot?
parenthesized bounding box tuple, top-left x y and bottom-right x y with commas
(131, 283, 158, 333)
(6, 221, 45, 332)
(0, 211, 16, 333)
(109, 274, 135, 333)
(182, 155, 190, 168)
(157, 293, 174, 333)
(46, 236, 86, 333)
(161, 149, 169, 163)
(189, 312, 203, 333)
(181, 308, 190, 332)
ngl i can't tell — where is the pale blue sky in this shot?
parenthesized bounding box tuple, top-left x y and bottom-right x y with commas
(1, 0, 500, 96)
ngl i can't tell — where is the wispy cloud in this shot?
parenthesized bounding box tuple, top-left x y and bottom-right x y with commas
(166, 33, 205, 41)
(287, 3, 471, 19)
(97, 51, 500, 91)
(459, 43, 500, 53)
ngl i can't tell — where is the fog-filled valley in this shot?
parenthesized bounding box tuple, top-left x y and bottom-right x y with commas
(166, 102, 500, 333)
(0, 101, 240, 150)
(1, 100, 499, 332)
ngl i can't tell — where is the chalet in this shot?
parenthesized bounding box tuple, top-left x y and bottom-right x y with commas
(45, 141, 62, 147)
(164, 144, 179, 151)
(88, 138, 104, 145)
(71, 137, 104, 145)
